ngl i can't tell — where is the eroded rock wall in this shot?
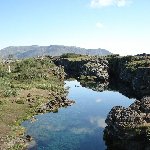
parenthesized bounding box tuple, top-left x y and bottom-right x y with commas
(108, 55, 150, 97)
(54, 57, 109, 82)
(53, 55, 150, 97)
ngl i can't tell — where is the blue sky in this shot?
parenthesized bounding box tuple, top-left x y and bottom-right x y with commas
(0, 0, 150, 55)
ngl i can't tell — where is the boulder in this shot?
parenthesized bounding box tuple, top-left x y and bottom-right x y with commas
(104, 97, 150, 142)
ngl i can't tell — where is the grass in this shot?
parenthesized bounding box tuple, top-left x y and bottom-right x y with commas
(0, 57, 66, 149)
(126, 59, 150, 72)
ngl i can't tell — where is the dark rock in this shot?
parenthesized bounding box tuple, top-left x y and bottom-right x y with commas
(54, 57, 109, 82)
(104, 96, 150, 145)
(132, 67, 150, 95)
(37, 96, 75, 114)
(27, 93, 31, 97)
(108, 55, 150, 97)
(26, 135, 32, 142)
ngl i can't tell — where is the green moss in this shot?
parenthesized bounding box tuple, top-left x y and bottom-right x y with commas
(9, 143, 25, 150)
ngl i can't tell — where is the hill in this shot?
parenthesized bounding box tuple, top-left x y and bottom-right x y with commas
(0, 45, 112, 59)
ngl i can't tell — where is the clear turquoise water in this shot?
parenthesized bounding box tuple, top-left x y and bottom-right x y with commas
(22, 80, 135, 150)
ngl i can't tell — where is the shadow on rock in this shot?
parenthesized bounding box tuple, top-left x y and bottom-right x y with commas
(104, 139, 150, 150)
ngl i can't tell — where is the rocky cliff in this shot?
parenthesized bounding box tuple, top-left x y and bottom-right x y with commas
(108, 55, 150, 97)
(102, 55, 150, 149)
(53, 54, 150, 148)
(54, 56, 109, 82)
(53, 54, 150, 97)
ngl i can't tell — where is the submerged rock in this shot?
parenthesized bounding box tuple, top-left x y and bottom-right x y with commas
(26, 135, 32, 142)
(37, 95, 75, 113)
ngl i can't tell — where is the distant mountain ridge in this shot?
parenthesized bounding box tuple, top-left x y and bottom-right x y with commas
(0, 45, 112, 59)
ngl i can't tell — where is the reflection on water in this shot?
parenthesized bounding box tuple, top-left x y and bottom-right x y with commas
(79, 79, 137, 99)
(22, 80, 135, 150)
(90, 116, 106, 128)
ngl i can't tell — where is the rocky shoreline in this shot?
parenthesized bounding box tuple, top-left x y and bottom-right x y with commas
(1, 91, 75, 150)
(108, 55, 150, 97)
(54, 54, 150, 148)
(54, 54, 150, 97)
(1, 54, 150, 149)
(0, 57, 75, 150)
(37, 93, 75, 113)
(104, 96, 150, 149)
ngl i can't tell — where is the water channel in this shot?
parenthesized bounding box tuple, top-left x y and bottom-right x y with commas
(22, 80, 135, 150)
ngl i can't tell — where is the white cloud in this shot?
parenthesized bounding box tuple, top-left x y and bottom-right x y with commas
(90, 0, 131, 8)
(91, 0, 113, 7)
(96, 22, 104, 28)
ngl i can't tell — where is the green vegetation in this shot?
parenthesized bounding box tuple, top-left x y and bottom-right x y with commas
(1, 54, 149, 149)
(126, 59, 150, 72)
(108, 55, 150, 79)
(60, 53, 82, 58)
(60, 53, 90, 61)
(0, 57, 65, 149)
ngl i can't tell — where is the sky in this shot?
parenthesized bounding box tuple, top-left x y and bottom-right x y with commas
(0, 0, 150, 56)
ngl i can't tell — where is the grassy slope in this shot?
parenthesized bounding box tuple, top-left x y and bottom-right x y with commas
(0, 57, 65, 149)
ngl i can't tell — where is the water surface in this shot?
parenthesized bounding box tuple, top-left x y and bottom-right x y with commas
(22, 80, 135, 150)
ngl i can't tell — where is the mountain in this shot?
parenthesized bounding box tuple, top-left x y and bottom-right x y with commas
(0, 45, 112, 59)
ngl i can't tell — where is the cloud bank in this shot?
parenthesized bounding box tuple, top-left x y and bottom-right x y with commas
(90, 0, 132, 8)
